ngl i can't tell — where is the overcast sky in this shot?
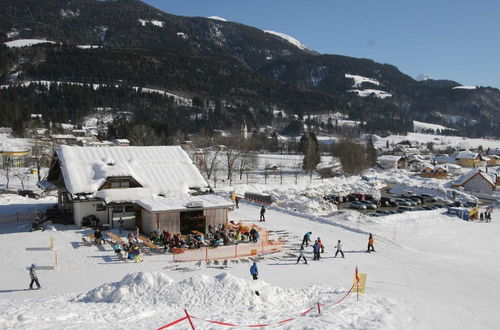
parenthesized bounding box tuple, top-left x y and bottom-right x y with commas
(144, 0, 500, 88)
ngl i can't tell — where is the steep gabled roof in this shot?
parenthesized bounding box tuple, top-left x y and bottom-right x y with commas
(452, 168, 495, 188)
(54, 145, 209, 196)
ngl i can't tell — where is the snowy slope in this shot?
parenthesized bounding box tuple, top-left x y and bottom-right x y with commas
(0, 185, 499, 329)
(413, 120, 454, 133)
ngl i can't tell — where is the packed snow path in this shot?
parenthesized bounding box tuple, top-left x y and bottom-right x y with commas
(0, 201, 499, 329)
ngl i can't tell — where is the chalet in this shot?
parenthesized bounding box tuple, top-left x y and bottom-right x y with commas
(407, 155, 425, 171)
(455, 151, 483, 168)
(452, 169, 498, 194)
(420, 163, 448, 179)
(47, 145, 233, 234)
(377, 155, 406, 169)
(485, 155, 500, 166)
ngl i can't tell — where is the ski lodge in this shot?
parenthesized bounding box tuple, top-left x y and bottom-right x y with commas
(46, 145, 233, 234)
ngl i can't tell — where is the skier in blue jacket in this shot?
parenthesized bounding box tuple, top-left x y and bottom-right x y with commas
(250, 261, 259, 280)
(313, 240, 321, 260)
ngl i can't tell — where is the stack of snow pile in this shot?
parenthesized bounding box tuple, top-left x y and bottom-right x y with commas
(76, 272, 336, 311)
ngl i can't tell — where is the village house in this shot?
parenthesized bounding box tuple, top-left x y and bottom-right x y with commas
(46, 145, 233, 234)
(0, 146, 30, 168)
(420, 163, 449, 179)
(112, 139, 130, 147)
(452, 169, 499, 195)
(485, 155, 500, 166)
(455, 151, 483, 167)
(377, 155, 406, 169)
(434, 154, 457, 164)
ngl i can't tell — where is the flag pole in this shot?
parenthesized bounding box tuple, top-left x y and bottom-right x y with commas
(356, 266, 359, 302)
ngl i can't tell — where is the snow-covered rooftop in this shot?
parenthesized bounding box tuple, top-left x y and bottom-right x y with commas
(455, 150, 479, 160)
(55, 145, 209, 196)
(137, 194, 233, 212)
(452, 168, 495, 187)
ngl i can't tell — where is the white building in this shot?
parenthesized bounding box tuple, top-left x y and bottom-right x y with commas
(452, 169, 498, 194)
(47, 145, 233, 234)
(377, 155, 406, 169)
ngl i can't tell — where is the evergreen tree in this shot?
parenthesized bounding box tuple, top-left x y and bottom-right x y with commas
(366, 138, 377, 167)
(300, 132, 321, 171)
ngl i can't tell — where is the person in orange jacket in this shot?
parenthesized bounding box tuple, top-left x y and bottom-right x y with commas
(366, 233, 375, 252)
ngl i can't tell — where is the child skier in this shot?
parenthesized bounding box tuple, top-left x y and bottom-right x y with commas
(302, 232, 312, 247)
(317, 237, 324, 254)
(366, 233, 376, 252)
(28, 264, 41, 290)
(313, 240, 321, 260)
(334, 240, 345, 258)
(296, 245, 307, 264)
(250, 261, 259, 280)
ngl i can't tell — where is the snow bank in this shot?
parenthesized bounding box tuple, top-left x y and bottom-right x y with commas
(77, 271, 340, 311)
(345, 74, 380, 88)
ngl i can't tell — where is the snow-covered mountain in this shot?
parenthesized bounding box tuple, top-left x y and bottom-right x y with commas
(264, 30, 311, 51)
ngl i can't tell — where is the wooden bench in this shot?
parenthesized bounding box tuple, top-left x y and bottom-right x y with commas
(107, 232, 126, 245)
(137, 235, 163, 253)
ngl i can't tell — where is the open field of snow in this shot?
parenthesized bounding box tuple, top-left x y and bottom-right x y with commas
(4, 39, 57, 48)
(413, 120, 454, 133)
(0, 188, 499, 329)
(375, 132, 500, 150)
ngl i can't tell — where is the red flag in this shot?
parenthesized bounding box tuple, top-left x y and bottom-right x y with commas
(355, 266, 360, 284)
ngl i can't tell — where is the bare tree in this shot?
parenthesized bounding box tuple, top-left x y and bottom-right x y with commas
(218, 137, 241, 180)
(238, 151, 257, 180)
(195, 148, 221, 180)
(4, 166, 11, 189)
(14, 169, 28, 189)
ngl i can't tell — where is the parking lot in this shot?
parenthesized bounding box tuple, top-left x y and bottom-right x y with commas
(326, 185, 480, 217)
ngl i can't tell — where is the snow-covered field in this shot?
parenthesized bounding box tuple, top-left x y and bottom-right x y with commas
(0, 186, 499, 329)
(373, 132, 500, 150)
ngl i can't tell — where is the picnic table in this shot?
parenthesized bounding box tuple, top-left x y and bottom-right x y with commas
(137, 235, 162, 253)
(107, 232, 126, 245)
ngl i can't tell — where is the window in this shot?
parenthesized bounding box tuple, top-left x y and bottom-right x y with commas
(110, 181, 130, 188)
(113, 207, 123, 214)
(96, 204, 106, 211)
(125, 205, 135, 212)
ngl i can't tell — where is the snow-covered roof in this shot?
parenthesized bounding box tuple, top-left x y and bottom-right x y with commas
(455, 151, 479, 160)
(435, 154, 457, 163)
(56, 145, 209, 196)
(137, 194, 233, 212)
(452, 168, 495, 187)
(377, 155, 403, 162)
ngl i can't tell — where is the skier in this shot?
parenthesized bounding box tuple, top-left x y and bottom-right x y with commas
(118, 217, 124, 234)
(28, 264, 41, 290)
(366, 233, 376, 252)
(317, 237, 324, 254)
(235, 196, 239, 209)
(113, 242, 123, 260)
(94, 228, 103, 245)
(302, 232, 312, 247)
(334, 240, 345, 258)
(313, 240, 321, 260)
(250, 261, 259, 280)
(259, 206, 266, 222)
(296, 245, 307, 264)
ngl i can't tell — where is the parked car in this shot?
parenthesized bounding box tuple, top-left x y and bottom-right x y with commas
(324, 194, 345, 204)
(360, 200, 377, 209)
(376, 210, 390, 216)
(403, 198, 418, 206)
(380, 197, 397, 207)
(18, 189, 40, 199)
(394, 199, 412, 206)
(398, 206, 414, 212)
(409, 197, 422, 205)
(401, 191, 416, 198)
(420, 194, 437, 202)
(350, 201, 367, 210)
(346, 194, 359, 202)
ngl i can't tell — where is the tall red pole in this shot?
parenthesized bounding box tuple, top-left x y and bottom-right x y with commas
(184, 309, 196, 330)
